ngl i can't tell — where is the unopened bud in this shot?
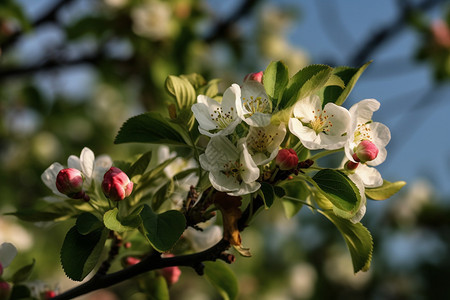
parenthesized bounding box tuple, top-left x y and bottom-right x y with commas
(102, 167, 133, 201)
(244, 71, 263, 83)
(0, 281, 10, 299)
(44, 290, 57, 299)
(353, 140, 379, 163)
(276, 148, 299, 170)
(125, 256, 141, 266)
(160, 254, 181, 286)
(56, 168, 84, 198)
(344, 160, 359, 172)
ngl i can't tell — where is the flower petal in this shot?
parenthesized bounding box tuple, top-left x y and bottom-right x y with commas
(293, 95, 321, 122)
(239, 144, 259, 184)
(41, 163, 64, 195)
(0, 242, 17, 268)
(356, 164, 383, 187)
(80, 147, 95, 179)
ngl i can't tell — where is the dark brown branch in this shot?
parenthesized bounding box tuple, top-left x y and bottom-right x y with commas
(51, 239, 231, 300)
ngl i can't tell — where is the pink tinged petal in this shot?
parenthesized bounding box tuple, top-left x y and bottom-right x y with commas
(0, 243, 17, 268)
(356, 164, 383, 187)
(41, 163, 65, 195)
(293, 95, 321, 123)
(80, 147, 95, 179)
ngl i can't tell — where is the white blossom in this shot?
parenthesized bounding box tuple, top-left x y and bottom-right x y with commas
(345, 99, 391, 166)
(199, 136, 260, 196)
(236, 81, 272, 127)
(192, 84, 242, 137)
(289, 95, 351, 150)
(0, 242, 17, 268)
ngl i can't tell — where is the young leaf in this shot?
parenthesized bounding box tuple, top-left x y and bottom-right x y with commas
(140, 205, 186, 252)
(312, 169, 361, 219)
(263, 61, 289, 105)
(278, 65, 333, 109)
(204, 261, 239, 300)
(60, 226, 108, 281)
(365, 180, 406, 200)
(165, 75, 197, 109)
(259, 182, 275, 208)
(11, 259, 35, 284)
(114, 112, 188, 146)
(323, 61, 371, 106)
(280, 180, 309, 219)
(319, 210, 373, 273)
(127, 151, 152, 179)
(103, 208, 142, 233)
(76, 212, 103, 235)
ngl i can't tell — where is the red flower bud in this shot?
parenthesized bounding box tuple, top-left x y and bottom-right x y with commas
(354, 140, 379, 163)
(56, 168, 84, 198)
(44, 290, 57, 299)
(0, 281, 10, 299)
(244, 71, 263, 83)
(276, 148, 299, 170)
(125, 256, 141, 266)
(344, 160, 359, 171)
(102, 167, 133, 201)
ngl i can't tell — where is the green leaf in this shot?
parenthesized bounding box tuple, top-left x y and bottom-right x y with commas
(140, 205, 186, 252)
(365, 180, 406, 200)
(76, 212, 103, 235)
(312, 169, 361, 219)
(263, 61, 289, 105)
(5, 199, 85, 222)
(278, 65, 333, 109)
(165, 75, 197, 109)
(60, 226, 108, 281)
(201, 79, 221, 99)
(11, 259, 35, 284)
(127, 151, 152, 179)
(259, 182, 275, 209)
(103, 207, 142, 233)
(280, 180, 309, 219)
(152, 180, 175, 211)
(319, 210, 373, 273)
(180, 73, 206, 89)
(114, 112, 188, 146)
(273, 186, 286, 198)
(204, 261, 239, 300)
(323, 61, 371, 106)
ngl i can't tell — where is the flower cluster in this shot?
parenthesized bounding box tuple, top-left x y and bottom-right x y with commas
(192, 72, 390, 224)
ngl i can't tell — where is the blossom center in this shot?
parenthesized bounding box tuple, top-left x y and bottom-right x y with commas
(307, 109, 334, 134)
(354, 122, 373, 143)
(210, 107, 234, 129)
(221, 160, 244, 181)
(247, 129, 279, 153)
(242, 95, 271, 117)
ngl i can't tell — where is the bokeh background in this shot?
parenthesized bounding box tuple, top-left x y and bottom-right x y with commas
(1, 0, 450, 299)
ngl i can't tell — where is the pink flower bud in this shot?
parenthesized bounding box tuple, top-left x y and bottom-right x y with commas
(0, 281, 10, 299)
(276, 148, 299, 170)
(102, 167, 133, 201)
(56, 168, 84, 198)
(432, 19, 450, 48)
(354, 140, 379, 163)
(125, 256, 141, 266)
(160, 254, 181, 285)
(244, 71, 263, 83)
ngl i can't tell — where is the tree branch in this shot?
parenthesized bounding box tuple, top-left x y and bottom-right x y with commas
(51, 239, 231, 300)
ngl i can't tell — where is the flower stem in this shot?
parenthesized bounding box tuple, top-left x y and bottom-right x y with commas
(309, 148, 343, 161)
